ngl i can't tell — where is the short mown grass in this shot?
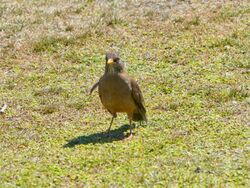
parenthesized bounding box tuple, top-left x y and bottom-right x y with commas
(0, 0, 249, 187)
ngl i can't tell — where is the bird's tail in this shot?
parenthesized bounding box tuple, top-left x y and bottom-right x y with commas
(132, 111, 147, 122)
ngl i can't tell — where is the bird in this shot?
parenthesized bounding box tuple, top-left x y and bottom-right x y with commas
(90, 52, 147, 138)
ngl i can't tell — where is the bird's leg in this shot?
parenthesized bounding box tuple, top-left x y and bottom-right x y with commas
(126, 119, 133, 139)
(129, 120, 132, 135)
(107, 115, 115, 136)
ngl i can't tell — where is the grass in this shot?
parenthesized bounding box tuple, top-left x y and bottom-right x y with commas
(0, 0, 249, 187)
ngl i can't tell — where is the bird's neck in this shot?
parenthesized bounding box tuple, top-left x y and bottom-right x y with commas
(105, 66, 125, 74)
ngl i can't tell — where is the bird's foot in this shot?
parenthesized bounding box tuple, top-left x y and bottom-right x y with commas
(124, 133, 133, 141)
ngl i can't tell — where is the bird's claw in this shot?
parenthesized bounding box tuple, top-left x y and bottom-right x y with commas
(124, 133, 133, 141)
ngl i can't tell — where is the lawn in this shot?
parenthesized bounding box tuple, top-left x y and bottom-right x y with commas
(0, 0, 249, 187)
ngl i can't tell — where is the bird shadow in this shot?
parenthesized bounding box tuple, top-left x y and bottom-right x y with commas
(63, 124, 130, 147)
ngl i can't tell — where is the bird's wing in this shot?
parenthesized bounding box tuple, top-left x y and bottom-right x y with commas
(130, 78, 146, 114)
(89, 81, 99, 94)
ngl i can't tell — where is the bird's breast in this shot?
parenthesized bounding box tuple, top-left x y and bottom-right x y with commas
(98, 74, 136, 113)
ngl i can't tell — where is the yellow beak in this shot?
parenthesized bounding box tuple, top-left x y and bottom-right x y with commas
(107, 59, 114, 64)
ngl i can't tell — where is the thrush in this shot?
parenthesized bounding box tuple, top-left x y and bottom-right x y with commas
(91, 52, 147, 138)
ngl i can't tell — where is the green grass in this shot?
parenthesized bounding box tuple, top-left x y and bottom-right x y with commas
(0, 0, 249, 187)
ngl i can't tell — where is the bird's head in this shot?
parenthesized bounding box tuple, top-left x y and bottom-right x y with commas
(105, 52, 125, 74)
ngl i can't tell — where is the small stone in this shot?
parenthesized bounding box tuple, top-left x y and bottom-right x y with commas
(195, 167, 202, 173)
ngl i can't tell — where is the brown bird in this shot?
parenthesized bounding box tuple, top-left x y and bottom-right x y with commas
(91, 52, 147, 138)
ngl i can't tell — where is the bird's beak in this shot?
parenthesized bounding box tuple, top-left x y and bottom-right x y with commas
(107, 59, 114, 64)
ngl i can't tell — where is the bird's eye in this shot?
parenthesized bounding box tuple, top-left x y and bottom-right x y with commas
(114, 58, 119, 62)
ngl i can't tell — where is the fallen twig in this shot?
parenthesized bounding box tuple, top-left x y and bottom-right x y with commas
(89, 81, 99, 95)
